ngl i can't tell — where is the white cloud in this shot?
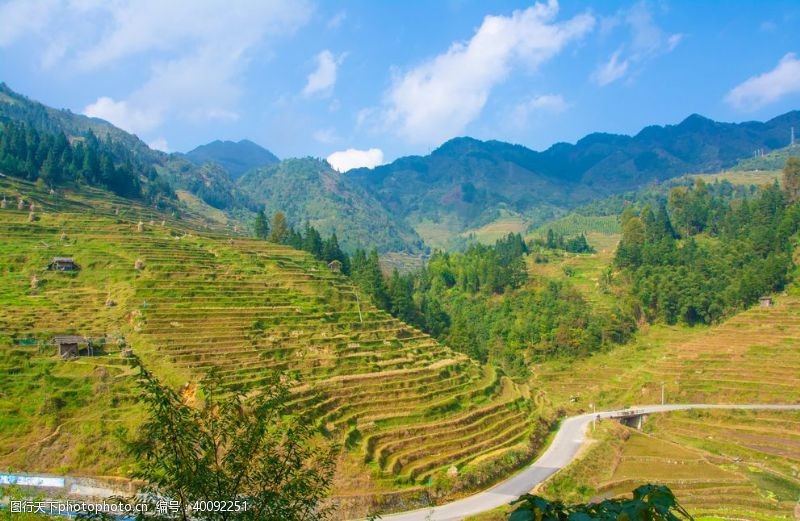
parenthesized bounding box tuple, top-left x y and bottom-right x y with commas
(380, 0, 595, 145)
(759, 21, 777, 33)
(74, 1, 312, 71)
(525, 94, 568, 112)
(327, 10, 346, 29)
(303, 50, 345, 97)
(725, 53, 800, 111)
(0, 0, 56, 46)
(84, 96, 162, 135)
(1, 0, 313, 140)
(313, 128, 339, 144)
(148, 138, 170, 152)
(592, 49, 629, 86)
(512, 93, 569, 126)
(592, 1, 682, 86)
(327, 148, 385, 172)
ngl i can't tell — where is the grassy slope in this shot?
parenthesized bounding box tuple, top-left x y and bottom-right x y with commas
(684, 170, 782, 186)
(467, 291, 800, 520)
(533, 293, 800, 518)
(0, 177, 546, 519)
(237, 158, 425, 254)
(492, 170, 800, 519)
(538, 410, 800, 520)
(525, 232, 621, 312)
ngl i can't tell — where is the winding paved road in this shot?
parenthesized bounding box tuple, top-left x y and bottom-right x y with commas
(376, 404, 800, 521)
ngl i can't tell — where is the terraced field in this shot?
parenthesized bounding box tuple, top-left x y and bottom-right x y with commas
(639, 409, 800, 518)
(539, 410, 800, 521)
(529, 291, 800, 518)
(0, 178, 539, 517)
(525, 232, 621, 312)
(534, 295, 800, 410)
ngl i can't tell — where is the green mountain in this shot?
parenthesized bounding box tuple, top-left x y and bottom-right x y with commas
(185, 139, 279, 179)
(732, 144, 800, 171)
(348, 112, 800, 245)
(0, 83, 247, 212)
(0, 84, 424, 252)
(4, 81, 799, 255)
(237, 158, 426, 253)
(0, 83, 150, 156)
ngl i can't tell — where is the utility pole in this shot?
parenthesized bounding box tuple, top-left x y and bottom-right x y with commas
(792, 127, 796, 147)
(661, 382, 665, 405)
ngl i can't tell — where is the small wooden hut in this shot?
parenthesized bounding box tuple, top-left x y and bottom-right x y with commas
(53, 335, 86, 359)
(327, 260, 343, 273)
(49, 257, 77, 271)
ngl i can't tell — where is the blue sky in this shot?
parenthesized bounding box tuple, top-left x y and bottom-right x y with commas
(1, 0, 800, 171)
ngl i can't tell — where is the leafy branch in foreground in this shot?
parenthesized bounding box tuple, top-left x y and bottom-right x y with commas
(509, 485, 693, 521)
(120, 359, 335, 521)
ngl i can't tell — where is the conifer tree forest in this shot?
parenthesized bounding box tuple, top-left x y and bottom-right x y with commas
(616, 178, 800, 325)
(0, 120, 174, 204)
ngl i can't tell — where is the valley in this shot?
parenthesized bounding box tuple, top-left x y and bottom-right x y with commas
(0, 177, 544, 518)
(0, 76, 799, 521)
(2, 165, 799, 520)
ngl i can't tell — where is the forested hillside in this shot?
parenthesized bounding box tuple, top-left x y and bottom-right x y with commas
(344, 233, 635, 377)
(0, 120, 173, 204)
(0, 82, 253, 218)
(348, 112, 800, 246)
(358, 162, 800, 380)
(616, 174, 800, 325)
(238, 158, 426, 253)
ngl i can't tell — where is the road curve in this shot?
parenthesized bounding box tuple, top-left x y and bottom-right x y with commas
(373, 404, 800, 521)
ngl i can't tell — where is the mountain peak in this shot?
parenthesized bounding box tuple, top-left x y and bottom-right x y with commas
(676, 113, 718, 131)
(432, 136, 485, 155)
(185, 139, 279, 179)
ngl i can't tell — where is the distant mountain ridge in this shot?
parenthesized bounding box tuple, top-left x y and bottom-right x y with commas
(347, 111, 800, 245)
(185, 139, 279, 179)
(2, 81, 798, 253)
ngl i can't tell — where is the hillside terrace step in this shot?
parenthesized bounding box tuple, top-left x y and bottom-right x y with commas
(322, 379, 486, 429)
(402, 420, 531, 481)
(310, 372, 474, 416)
(372, 405, 521, 464)
(318, 367, 468, 396)
(385, 409, 529, 472)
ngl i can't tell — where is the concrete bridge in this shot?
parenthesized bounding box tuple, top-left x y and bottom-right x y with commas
(608, 408, 648, 429)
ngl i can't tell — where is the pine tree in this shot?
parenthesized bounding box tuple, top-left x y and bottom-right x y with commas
(254, 210, 270, 240)
(39, 149, 59, 185)
(352, 249, 389, 310)
(302, 224, 323, 257)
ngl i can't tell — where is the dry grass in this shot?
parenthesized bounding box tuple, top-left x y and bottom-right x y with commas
(684, 170, 782, 187)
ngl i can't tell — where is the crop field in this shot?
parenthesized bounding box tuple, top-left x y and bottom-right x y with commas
(0, 178, 543, 518)
(683, 170, 782, 187)
(534, 294, 800, 410)
(529, 291, 800, 519)
(526, 232, 621, 311)
(460, 212, 530, 245)
(540, 410, 800, 520)
(529, 214, 621, 239)
(379, 251, 427, 275)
